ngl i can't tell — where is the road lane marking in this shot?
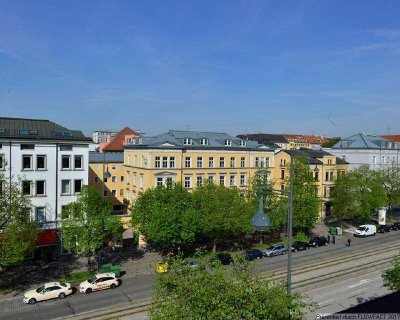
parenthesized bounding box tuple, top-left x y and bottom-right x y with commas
(347, 279, 369, 288)
(353, 288, 367, 293)
(318, 298, 334, 305)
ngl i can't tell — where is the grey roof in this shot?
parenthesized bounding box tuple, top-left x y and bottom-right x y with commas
(124, 130, 276, 151)
(89, 151, 124, 163)
(237, 133, 288, 144)
(0, 117, 91, 141)
(332, 133, 400, 150)
(281, 148, 348, 165)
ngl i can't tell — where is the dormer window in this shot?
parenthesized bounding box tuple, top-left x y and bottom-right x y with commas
(240, 140, 246, 147)
(341, 141, 348, 148)
(183, 138, 193, 145)
(200, 138, 209, 145)
(139, 138, 143, 144)
(224, 139, 232, 146)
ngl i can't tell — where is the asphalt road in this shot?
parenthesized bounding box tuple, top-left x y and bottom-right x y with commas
(0, 231, 399, 320)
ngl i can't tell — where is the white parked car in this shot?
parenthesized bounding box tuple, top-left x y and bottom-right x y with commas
(23, 282, 73, 304)
(79, 272, 120, 294)
(354, 224, 377, 237)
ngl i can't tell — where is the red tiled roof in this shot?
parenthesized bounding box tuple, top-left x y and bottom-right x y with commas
(382, 135, 400, 142)
(283, 134, 330, 144)
(102, 127, 139, 151)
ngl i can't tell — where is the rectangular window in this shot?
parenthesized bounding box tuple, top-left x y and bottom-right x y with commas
(325, 172, 329, 182)
(329, 172, 334, 181)
(183, 138, 192, 145)
(162, 156, 168, 168)
(372, 156, 377, 164)
(197, 157, 203, 168)
(219, 175, 225, 186)
(36, 180, 45, 196)
(265, 157, 270, 167)
(224, 140, 232, 146)
(157, 177, 163, 186)
(112, 176, 116, 182)
(208, 175, 215, 184)
(170, 157, 175, 168)
(59, 144, 73, 151)
(74, 180, 82, 194)
(155, 156, 161, 168)
(112, 205, 123, 214)
(111, 165, 117, 170)
(104, 190, 108, 197)
(74, 155, 83, 169)
(196, 176, 203, 187)
(200, 138, 208, 145)
(185, 157, 191, 168)
(240, 157, 245, 168)
(184, 176, 191, 188)
(209, 157, 214, 168)
(36, 207, 46, 222)
(328, 159, 333, 164)
(382, 156, 386, 164)
(140, 175, 143, 188)
(280, 169, 285, 179)
(61, 180, 71, 195)
(120, 189, 123, 196)
(20, 144, 34, 150)
(219, 157, 225, 168)
(230, 157, 235, 167)
(61, 155, 71, 169)
(240, 174, 246, 186)
(314, 172, 319, 181)
(94, 176, 99, 183)
(230, 175, 235, 186)
(112, 190, 116, 196)
(0, 154, 4, 170)
(133, 173, 137, 186)
(255, 157, 259, 167)
(121, 176, 124, 182)
(22, 155, 32, 170)
(36, 155, 46, 170)
(22, 180, 32, 195)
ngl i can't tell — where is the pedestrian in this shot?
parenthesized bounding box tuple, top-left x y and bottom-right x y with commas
(332, 235, 336, 244)
(327, 234, 331, 244)
(347, 238, 351, 247)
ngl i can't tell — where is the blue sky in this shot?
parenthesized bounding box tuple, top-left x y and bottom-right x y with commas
(1, 0, 400, 137)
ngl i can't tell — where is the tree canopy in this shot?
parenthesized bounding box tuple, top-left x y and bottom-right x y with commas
(321, 137, 341, 148)
(131, 183, 202, 249)
(0, 173, 39, 267)
(382, 256, 400, 291)
(149, 254, 314, 320)
(61, 186, 123, 255)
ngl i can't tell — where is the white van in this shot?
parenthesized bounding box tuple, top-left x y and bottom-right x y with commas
(354, 224, 377, 237)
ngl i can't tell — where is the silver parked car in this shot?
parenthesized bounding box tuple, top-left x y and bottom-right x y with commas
(263, 244, 287, 257)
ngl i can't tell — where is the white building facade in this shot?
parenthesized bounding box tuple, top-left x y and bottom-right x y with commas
(0, 117, 91, 257)
(326, 133, 400, 170)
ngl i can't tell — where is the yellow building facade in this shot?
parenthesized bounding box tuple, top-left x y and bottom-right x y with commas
(89, 152, 130, 224)
(272, 149, 348, 218)
(123, 131, 276, 203)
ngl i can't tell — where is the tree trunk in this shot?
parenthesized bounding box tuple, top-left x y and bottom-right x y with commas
(212, 240, 217, 252)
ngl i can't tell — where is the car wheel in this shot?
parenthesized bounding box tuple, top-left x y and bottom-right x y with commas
(294, 249, 298, 252)
(28, 298, 37, 305)
(315, 244, 319, 248)
(324, 242, 328, 246)
(110, 283, 117, 289)
(86, 288, 92, 294)
(283, 251, 287, 255)
(58, 293, 66, 299)
(373, 233, 376, 236)
(256, 256, 261, 260)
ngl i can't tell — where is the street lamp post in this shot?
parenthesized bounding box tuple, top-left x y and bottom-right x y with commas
(287, 156, 294, 294)
(251, 171, 271, 232)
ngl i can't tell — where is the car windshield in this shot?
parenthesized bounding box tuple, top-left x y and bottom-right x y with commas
(267, 246, 275, 250)
(36, 285, 45, 293)
(88, 276, 97, 284)
(60, 282, 67, 287)
(357, 227, 366, 231)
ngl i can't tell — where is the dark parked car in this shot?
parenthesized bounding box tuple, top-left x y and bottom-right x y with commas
(377, 225, 392, 233)
(291, 241, 310, 252)
(309, 236, 328, 247)
(244, 249, 263, 261)
(390, 223, 400, 231)
(208, 253, 233, 265)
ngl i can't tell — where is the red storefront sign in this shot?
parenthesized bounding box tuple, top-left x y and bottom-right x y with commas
(36, 230, 57, 247)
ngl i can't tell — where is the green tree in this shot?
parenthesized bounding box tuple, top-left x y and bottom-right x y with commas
(149, 255, 314, 320)
(321, 137, 341, 148)
(382, 256, 400, 291)
(192, 182, 255, 251)
(331, 166, 387, 222)
(61, 186, 123, 256)
(380, 164, 400, 212)
(285, 156, 322, 230)
(0, 172, 39, 267)
(131, 183, 202, 250)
